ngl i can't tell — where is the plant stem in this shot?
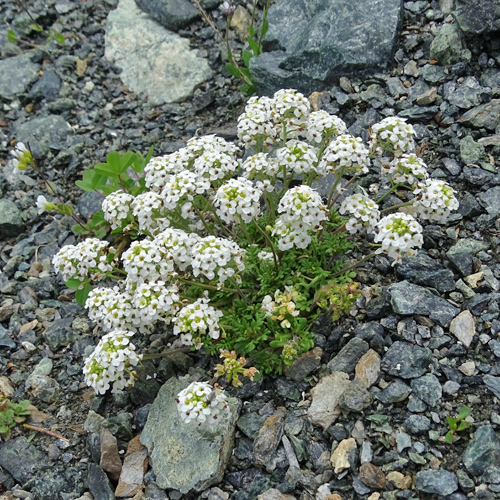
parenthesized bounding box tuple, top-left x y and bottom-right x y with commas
(178, 278, 250, 294)
(252, 218, 279, 271)
(23, 424, 68, 441)
(142, 346, 191, 360)
(331, 251, 378, 278)
(329, 172, 361, 208)
(380, 201, 413, 213)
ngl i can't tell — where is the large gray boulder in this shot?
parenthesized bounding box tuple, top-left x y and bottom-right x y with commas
(453, 0, 500, 34)
(140, 377, 240, 494)
(249, 0, 404, 96)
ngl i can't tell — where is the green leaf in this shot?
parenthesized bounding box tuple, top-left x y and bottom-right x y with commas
(65, 278, 82, 289)
(445, 431, 453, 444)
(248, 25, 255, 37)
(247, 37, 260, 56)
(30, 24, 44, 32)
(55, 33, 65, 45)
(457, 406, 472, 420)
(225, 62, 241, 79)
(75, 180, 95, 192)
(457, 421, 471, 431)
(106, 151, 122, 171)
(446, 416, 457, 430)
(260, 18, 269, 37)
(242, 49, 253, 67)
(94, 162, 119, 177)
(57, 204, 73, 216)
(7, 29, 17, 43)
(75, 282, 92, 306)
(0, 425, 10, 435)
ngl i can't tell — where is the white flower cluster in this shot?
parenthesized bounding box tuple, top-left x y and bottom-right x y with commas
(413, 179, 459, 223)
(374, 213, 423, 264)
(387, 153, 429, 186)
(122, 240, 175, 283)
(83, 330, 141, 394)
(186, 134, 239, 158)
(214, 177, 262, 224)
(173, 294, 223, 349)
(319, 135, 370, 175)
(262, 286, 300, 328)
(144, 149, 195, 193)
(276, 140, 319, 176)
(176, 381, 228, 424)
(155, 228, 199, 271)
(53, 238, 113, 283)
(102, 191, 134, 230)
(271, 88, 311, 138)
(133, 191, 169, 235)
(191, 236, 245, 284)
(194, 150, 239, 181)
(237, 96, 277, 148)
(273, 186, 326, 250)
(305, 110, 348, 143)
(370, 117, 416, 156)
(339, 194, 380, 234)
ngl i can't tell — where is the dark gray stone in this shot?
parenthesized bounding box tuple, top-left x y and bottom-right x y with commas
(237, 413, 265, 440)
(429, 23, 471, 66)
(29, 71, 61, 102)
(284, 347, 322, 381)
(483, 465, 500, 484)
(459, 99, 500, 130)
(327, 337, 369, 373)
(420, 64, 448, 83)
(375, 379, 412, 403)
(339, 380, 373, 412)
(44, 317, 78, 349)
(88, 464, 115, 500)
(381, 341, 431, 379)
(484, 375, 500, 399)
(415, 470, 458, 496)
(35, 466, 87, 500)
(404, 414, 431, 435)
(249, 0, 404, 95)
(445, 77, 484, 109)
(0, 436, 44, 484)
(396, 253, 455, 293)
(410, 374, 442, 407)
(0, 199, 24, 239)
(463, 425, 500, 476)
(388, 281, 459, 327)
(77, 191, 104, 220)
(479, 187, 500, 217)
(453, 0, 500, 34)
(460, 136, 488, 164)
(134, 0, 198, 31)
(456, 469, 475, 492)
(446, 239, 489, 276)
(0, 52, 40, 100)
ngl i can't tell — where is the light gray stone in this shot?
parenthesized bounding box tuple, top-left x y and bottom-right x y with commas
(449, 310, 475, 348)
(140, 377, 240, 494)
(429, 23, 471, 66)
(0, 52, 40, 100)
(105, 0, 212, 105)
(0, 199, 24, 238)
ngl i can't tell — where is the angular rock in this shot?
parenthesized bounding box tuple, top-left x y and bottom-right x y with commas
(253, 413, 284, 472)
(387, 471, 412, 489)
(0, 199, 24, 238)
(459, 99, 500, 130)
(44, 317, 77, 349)
(29, 70, 61, 102)
(249, 0, 404, 95)
(449, 310, 475, 348)
(479, 187, 500, 217)
(388, 281, 459, 327)
(327, 337, 369, 374)
(404, 414, 431, 435)
(460, 136, 487, 164)
(34, 466, 87, 500)
(355, 349, 381, 388)
(396, 253, 455, 293)
(484, 375, 500, 399)
(429, 23, 471, 66)
(0, 52, 40, 100)
(307, 371, 351, 430)
(140, 377, 240, 493)
(359, 463, 386, 489)
(339, 380, 373, 412)
(463, 425, 500, 476)
(447, 239, 489, 276)
(376, 379, 412, 403)
(100, 428, 122, 483)
(453, 0, 500, 33)
(115, 436, 148, 497)
(284, 347, 322, 381)
(88, 464, 115, 500)
(0, 436, 43, 484)
(446, 77, 484, 109)
(330, 438, 357, 473)
(257, 489, 295, 500)
(381, 341, 431, 379)
(105, 0, 212, 105)
(134, 0, 198, 30)
(410, 374, 442, 407)
(237, 412, 265, 440)
(415, 470, 458, 496)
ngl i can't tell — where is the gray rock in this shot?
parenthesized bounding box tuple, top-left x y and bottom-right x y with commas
(237, 412, 265, 439)
(459, 99, 500, 130)
(388, 281, 459, 327)
(0, 199, 24, 238)
(249, 0, 404, 95)
(410, 374, 442, 407)
(44, 317, 78, 349)
(447, 239, 489, 276)
(484, 375, 500, 399)
(381, 341, 431, 379)
(456, 469, 475, 492)
(339, 380, 373, 412)
(105, 0, 212, 105)
(446, 77, 484, 109)
(34, 466, 87, 500)
(140, 377, 240, 493)
(463, 425, 500, 476)
(134, 0, 198, 30)
(29, 71, 61, 102)
(449, 310, 475, 348)
(429, 23, 471, 66)
(420, 64, 448, 84)
(88, 464, 115, 500)
(0, 436, 43, 484)
(0, 52, 40, 100)
(396, 431, 412, 453)
(327, 337, 369, 374)
(443, 158, 462, 176)
(453, 0, 500, 33)
(443, 380, 461, 395)
(284, 347, 322, 381)
(254, 413, 284, 472)
(415, 470, 458, 495)
(15, 115, 72, 158)
(396, 253, 455, 293)
(78, 191, 104, 220)
(375, 379, 412, 403)
(490, 339, 500, 357)
(460, 136, 487, 164)
(479, 186, 500, 217)
(404, 414, 431, 435)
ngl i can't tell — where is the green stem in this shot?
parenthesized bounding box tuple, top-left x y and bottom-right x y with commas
(178, 278, 250, 294)
(331, 251, 378, 278)
(327, 167, 346, 207)
(252, 218, 279, 272)
(329, 172, 361, 208)
(380, 201, 413, 213)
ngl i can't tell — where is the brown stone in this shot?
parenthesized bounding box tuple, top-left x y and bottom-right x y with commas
(387, 471, 412, 489)
(355, 350, 381, 388)
(359, 463, 386, 489)
(100, 428, 122, 482)
(254, 414, 284, 471)
(115, 436, 149, 497)
(330, 438, 357, 473)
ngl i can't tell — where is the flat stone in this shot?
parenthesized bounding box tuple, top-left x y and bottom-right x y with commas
(105, 0, 212, 105)
(249, 0, 404, 95)
(410, 374, 442, 407)
(381, 341, 431, 379)
(140, 377, 240, 494)
(460, 136, 487, 164)
(388, 281, 459, 327)
(0, 437, 44, 484)
(115, 436, 148, 497)
(463, 425, 500, 476)
(404, 414, 431, 435)
(134, 0, 198, 31)
(339, 380, 373, 412)
(284, 347, 322, 381)
(446, 77, 484, 109)
(449, 310, 475, 348)
(43, 317, 77, 349)
(327, 337, 369, 374)
(0, 199, 24, 239)
(459, 361, 475, 376)
(237, 412, 265, 439)
(330, 438, 357, 474)
(34, 466, 87, 500)
(0, 52, 40, 100)
(257, 489, 295, 500)
(453, 0, 500, 33)
(459, 99, 500, 130)
(100, 428, 122, 483)
(429, 23, 471, 66)
(307, 372, 351, 430)
(387, 471, 412, 489)
(253, 413, 284, 472)
(415, 470, 458, 496)
(416, 87, 438, 106)
(88, 464, 115, 500)
(376, 379, 412, 403)
(479, 186, 500, 217)
(484, 374, 500, 399)
(355, 349, 381, 388)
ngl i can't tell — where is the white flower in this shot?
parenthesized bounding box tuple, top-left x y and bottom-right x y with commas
(237, 96, 276, 147)
(271, 89, 311, 139)
(339, 194, 380, 234)
(276, 140, 319, 176)
(304, 111, 348, 144)
(242, 152, 280, 180)
(374, 213, 423, 265)
(214, 177, 262, 224)
(36, 195, 56, 215)
(261, 286, 301, 328)
(370, 117, 416, 156)
(193, 149, 239, 183)
(413, 179, 459, 223)
(272, 218, 312, 251)
(161, 171, 210, 212)
(144, 149, 196, 193)
(186, 135, 240, 158)
(176, 381, 228, 424)
(318, 135, 370, 175)
(102, 191, 135, 230)
(154, 228, 200, 271)
(11, 142, 33, 170)
(386, 153, 428, 186)
(132, 191, 170, 235)
(278, 185, 326, 229)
